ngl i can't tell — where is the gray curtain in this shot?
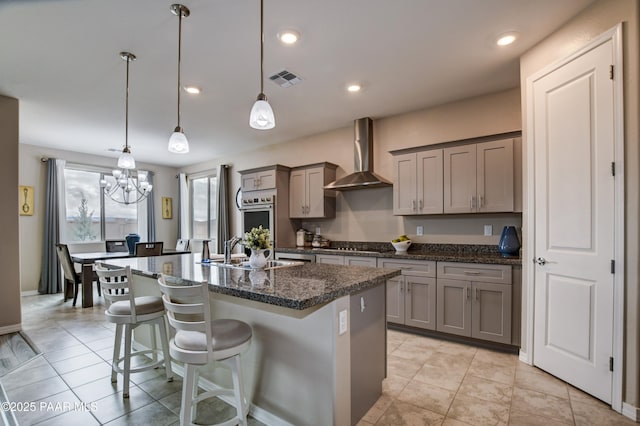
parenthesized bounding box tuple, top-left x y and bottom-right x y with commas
(216, 165, 230, 254)
(146, 171, 156, 241)
(39, 158, 61, 294)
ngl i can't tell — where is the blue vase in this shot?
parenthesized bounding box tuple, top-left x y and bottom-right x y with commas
(125, 233, 140, 255)
(498, 226, 520, 257)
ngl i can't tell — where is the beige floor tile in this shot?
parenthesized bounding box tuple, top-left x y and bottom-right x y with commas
(473, 348, 518, 367)
(515, 368, 569, 400)
(571, 399, 636, 425)
(567, 385, 603, 405)
(511, 387, 573, 424)
(424, 351, 473, 376)
(447, 393, 510, 425)
(508, 410, 573, 425)
(382, 375, 410, 397)
(360, 394, 394, 424)
(437, 340, 478, 358)
(442, 417, 474, 425)
(397, 380, 456, 415)
(457, 375, 512, 404)
(388, 354, 423, 379)
(392, 341, 437, 364)
(467, 358, 516, 385)
(413, 363, 465, 391)
(376, 400, 444, 426)
(515, 360, 548, 377)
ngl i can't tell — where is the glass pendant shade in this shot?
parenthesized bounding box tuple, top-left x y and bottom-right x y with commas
(249, 95, 275, 130)
(168, 128, 189, 153)
(117, 150, 136, 169)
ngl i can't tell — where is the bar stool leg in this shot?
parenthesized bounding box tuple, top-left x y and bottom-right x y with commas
(181, 364, 197, 426)
(229, 355, 248, 426)
(123, 324, 132, 398)
(112, 324, 123, 383)
(158, 318, 173, 382)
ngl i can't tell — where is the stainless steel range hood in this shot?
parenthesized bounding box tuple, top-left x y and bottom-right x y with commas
(324, 117, 392, 191)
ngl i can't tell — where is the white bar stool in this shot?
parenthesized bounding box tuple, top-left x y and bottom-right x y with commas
(158, 274, 252, 426)
(95, 262, 173, 398)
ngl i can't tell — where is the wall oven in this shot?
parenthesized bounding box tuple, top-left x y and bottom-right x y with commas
(240, 192, 276, 253)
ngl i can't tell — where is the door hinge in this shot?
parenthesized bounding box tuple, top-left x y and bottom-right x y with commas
(611, 259, 615, 274)
(609, 65, 614, 80)
(610, 357, 614, 371)
(611, 162, 615, 176)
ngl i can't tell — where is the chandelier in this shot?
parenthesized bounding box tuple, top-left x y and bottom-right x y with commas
(100, 52, 152, 205)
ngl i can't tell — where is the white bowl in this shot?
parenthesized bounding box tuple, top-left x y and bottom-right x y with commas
(391, 240, 411, 252)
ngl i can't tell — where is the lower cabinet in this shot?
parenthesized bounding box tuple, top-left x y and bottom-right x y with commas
(436, 262, 513, 344)
(379, 259, 437, 330)
(315, 254, 377, 267)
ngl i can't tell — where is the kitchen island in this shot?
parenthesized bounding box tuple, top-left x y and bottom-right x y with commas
(105, 253, 400, 426)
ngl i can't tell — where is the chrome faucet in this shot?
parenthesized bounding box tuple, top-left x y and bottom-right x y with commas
(224, 236, 243, 264)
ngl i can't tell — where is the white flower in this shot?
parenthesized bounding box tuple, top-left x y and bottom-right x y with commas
(244, 226, 271, 250)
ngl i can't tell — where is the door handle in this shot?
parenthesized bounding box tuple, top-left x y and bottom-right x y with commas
(535, 257, 547, 266)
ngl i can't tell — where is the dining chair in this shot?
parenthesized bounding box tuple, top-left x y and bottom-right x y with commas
(95, 262, 173, 399)
(134, 241, 163, 256)
(158, 275, 252, 426)
(105, 239, 128, 253)
(175, 238, 189, 251)
(55, 244, 101, 307)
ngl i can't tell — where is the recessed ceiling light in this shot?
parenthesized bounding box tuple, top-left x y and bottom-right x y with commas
(496, 32, 517, 46)
(278, 30, 300, 45)
(347, 84, 361, 93)
(184, 86, 201, 94)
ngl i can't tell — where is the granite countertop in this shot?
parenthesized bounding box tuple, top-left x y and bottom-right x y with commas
(105, 254, 401, 311)
(276, 242, 522, 266)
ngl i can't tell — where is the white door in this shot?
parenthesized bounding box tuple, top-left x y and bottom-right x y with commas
(532, 38, 615, 403)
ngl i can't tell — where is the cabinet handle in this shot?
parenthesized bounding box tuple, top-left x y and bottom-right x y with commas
(479, 195, 484, 208)
(412, 200, 416, 211)
(470, 197, 473, 209)
(475, 288, 479, 301)
(463, 271, 481, 275)
(419, 199, 423, 210)
(466, 286, 470, 299)
(407, 285, 410, 293)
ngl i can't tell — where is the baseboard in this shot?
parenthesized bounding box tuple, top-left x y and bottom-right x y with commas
(622, 402, 639, 421)
(0, 324, 21, 335)
(518, 349, 531, 365)
(21, 290, 39, 297)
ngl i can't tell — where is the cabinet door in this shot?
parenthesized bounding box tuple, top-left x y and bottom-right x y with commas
(305, 167, 325, 217)
(472, 282, 512, 344)
(393, 153, 417, 215)
(386, 276, 404, 324)
(477, 139, 514, 212)
(444, 145, 477, 213)
(345, 256, 377, 267)
(315, 254, 344, 265)
(436, 278, 471, 337)
(405, 276, 436, 330)
(241, 173, 257, 192)
(255, 169, 276, 190)
(417, 150, 443, 214)
(289, 169, 306, 218)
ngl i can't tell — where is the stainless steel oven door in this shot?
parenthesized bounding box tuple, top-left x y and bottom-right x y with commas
(241, 203, 276, 248)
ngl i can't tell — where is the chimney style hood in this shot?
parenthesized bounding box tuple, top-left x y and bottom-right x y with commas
(324, 117, 392, 191)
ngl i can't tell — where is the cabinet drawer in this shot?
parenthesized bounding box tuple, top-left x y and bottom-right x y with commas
(437, 262, 511, 284)
(377, 258, 436, 277)
(345, 256, 377, 267)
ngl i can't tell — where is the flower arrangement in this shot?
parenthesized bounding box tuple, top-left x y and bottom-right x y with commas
(244, 226, 271, 250)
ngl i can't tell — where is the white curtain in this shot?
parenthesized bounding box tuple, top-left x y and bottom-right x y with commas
(177, 173, 190, 240)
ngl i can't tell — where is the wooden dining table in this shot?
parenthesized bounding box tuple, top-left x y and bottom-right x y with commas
(70, 250, 190, 308)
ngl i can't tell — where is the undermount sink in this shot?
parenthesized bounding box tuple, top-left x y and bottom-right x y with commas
(207, 259, 304, 270)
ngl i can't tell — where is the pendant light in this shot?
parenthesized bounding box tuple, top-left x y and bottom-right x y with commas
(100, 52, 152, 205)
(249, 0, 275, 130)
(168, 3, 190, 153)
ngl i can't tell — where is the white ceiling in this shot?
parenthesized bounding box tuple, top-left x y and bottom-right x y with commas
(0, 0, 596, 168)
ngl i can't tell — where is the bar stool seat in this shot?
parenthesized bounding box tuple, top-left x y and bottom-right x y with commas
(158, 274, 252, 426)
(95, 262, 173, 399)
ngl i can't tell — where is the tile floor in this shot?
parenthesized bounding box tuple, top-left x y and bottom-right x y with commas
(3, 292, 636, 425)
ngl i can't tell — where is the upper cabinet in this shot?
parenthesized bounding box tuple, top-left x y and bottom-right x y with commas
(392, 136, 519, 215)
(444, 139, 513, 213)
(241, 168, 279, 192)
(393, 149, 444, 215)
(289, 162, 337, 218)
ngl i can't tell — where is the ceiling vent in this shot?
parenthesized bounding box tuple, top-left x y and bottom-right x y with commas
(269, 69, 302, 88)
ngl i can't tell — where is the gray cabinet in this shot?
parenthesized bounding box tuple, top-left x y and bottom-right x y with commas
(392, 149, 443, 215)
(378, 258, 437, 330)
(289, 162, 337, 218)
(315, 254, 377, 267)
(436, 262, 512, 344)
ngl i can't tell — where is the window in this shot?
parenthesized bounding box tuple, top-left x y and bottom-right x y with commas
(190, 175, 217, 240)
(63, 166, 139, 242)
